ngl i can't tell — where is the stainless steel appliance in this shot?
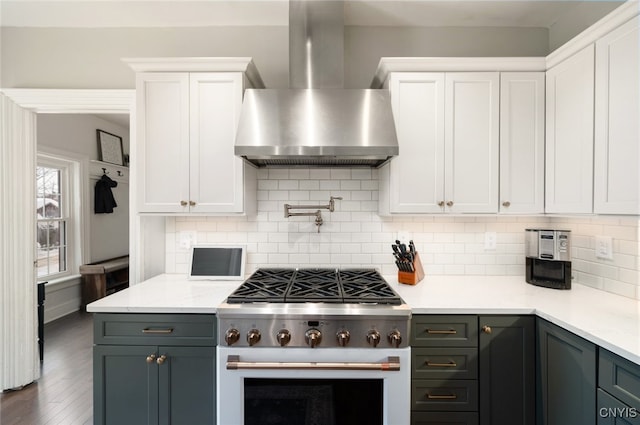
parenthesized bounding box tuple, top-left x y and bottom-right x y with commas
(217, 268, 411, 425)
(234, 1, 399, 168)
(525, 229, 572, 289)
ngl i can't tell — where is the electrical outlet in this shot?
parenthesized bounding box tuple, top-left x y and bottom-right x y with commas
(397, 231, 411, 243)
(595, 235, 613, 260)
(484, 232, 497, 250)
(179, 231, 197, 250)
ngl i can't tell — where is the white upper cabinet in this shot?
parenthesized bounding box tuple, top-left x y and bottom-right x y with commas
(189, 73, 246, 213)
(545, 45, 595, 214)
(444, 72, 500, 213)
(499, 72, 545, 214)
(384, 73, 445, 214)
(136, 72, 190, 213)
(380, 71, 499, 214)
(136, 71, 254, 214)
(594, 16, 640, 215)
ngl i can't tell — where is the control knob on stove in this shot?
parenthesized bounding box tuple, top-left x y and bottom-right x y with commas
(305, 329, 322, 348)
(247, 329, 261, 346)
(224, 328, 240, 346)
(366, 330, 381, 347)
(276, 329, 291, 347)
(388, 330, 402, 348)
(336, 330, 350, 347)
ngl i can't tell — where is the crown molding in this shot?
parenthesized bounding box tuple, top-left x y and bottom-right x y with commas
(122, 57, 265, 88)
(0, 89, 134, 113)
(371, 57, 546, 88)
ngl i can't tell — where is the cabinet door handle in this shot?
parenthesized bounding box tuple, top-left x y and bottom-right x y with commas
(426, 328, 457, 335)
(156, 355, 167, 365)
(482, 325, 492, 334)
(502, 201, 511, 207)
(425, 360, 458, 367)
(146, 354, 156, 364)
(426, 393, 458, 400)
(446, 201, 454, 207)
(142, 328, 174, 334)
(189, 201, 196, 207)
(437, 201, 445, 207)
(180, 200, 188, 207)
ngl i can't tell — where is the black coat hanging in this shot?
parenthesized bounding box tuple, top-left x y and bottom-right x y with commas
(94, 173, 118, 213)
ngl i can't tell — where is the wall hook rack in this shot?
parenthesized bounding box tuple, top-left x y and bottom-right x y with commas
(284, 196, 342, 232)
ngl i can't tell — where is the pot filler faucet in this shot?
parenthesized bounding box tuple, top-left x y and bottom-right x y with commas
(284, 196, 342, 232)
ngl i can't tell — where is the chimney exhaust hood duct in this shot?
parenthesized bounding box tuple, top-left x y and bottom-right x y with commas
(234, 0, 399, 168)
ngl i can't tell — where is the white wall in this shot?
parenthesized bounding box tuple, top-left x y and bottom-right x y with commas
(164, 168, 640, 300)
(345, 26, 549, 88)
(548, 1, 626, 51)
(37, 113, 130, 322)
(0, 26, 289, 88)
(37, 114, 130, 160)
(0, 25, 550, 89)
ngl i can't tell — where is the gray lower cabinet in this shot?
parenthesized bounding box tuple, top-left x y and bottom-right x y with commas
(537, 317, 596, 425)
(597, 348, 640, 425)
(93, 313, 216, 425)
(479, 315, 535, 425)
(410, 315, 480, 425)
(410, 315, 535, 425)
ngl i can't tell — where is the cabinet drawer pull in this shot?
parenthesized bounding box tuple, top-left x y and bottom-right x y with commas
(426, 393, 458, 400)
(142, 328, 174, 334)
(425, 360, 457, 367)
(426, 328, 457, 335)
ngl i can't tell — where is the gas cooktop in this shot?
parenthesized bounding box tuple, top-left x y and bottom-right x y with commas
(226, 268, 402, 305)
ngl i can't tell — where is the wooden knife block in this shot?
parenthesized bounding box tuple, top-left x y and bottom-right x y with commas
(398, 252, 425, 285)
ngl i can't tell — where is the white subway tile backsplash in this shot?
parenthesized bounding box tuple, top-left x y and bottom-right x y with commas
(164, 170, 640, 300)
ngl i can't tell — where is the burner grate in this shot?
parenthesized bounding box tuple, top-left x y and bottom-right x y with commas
(226, 268, 294, 303)
(339, 269, 402, 305)
(285, 269, 343, 303)
(227, 268, 402, 305)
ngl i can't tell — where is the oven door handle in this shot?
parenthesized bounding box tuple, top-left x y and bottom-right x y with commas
(226, 355, 401, 371)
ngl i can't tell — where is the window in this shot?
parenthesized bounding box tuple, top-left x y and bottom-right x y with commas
(36, 158, 72, 279)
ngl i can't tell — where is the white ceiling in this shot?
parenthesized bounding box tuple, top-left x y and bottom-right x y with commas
(0, 0, 628, 29)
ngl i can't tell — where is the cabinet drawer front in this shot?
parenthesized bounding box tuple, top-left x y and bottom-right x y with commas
(412, 379, 478, 411)
(412, 316, 478, 347)
(413, 348, 478, 380)
(598, 389, 640, 425)
(412, 411, 478, 425)
(600, 349, 640, 410)
(94, 313, 216, 346)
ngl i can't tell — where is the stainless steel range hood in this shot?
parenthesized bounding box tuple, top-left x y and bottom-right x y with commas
(234, 1, 399, 168)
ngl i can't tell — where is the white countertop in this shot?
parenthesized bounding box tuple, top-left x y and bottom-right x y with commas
(87, 273, 640, 365)
(86, 274, 240, 314)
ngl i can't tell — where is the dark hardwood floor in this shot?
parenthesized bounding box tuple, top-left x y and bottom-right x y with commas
(0, 311, 94, 425)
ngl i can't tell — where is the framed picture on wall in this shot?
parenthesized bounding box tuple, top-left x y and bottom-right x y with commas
(97, 129, 124, 166)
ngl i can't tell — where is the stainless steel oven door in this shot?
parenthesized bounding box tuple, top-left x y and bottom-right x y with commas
(217, 346, 411, 425)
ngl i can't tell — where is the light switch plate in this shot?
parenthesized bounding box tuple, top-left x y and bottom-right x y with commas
(595, 235, 613, 260)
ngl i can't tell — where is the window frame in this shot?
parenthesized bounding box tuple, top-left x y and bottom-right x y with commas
(36, 154, 80, 280)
